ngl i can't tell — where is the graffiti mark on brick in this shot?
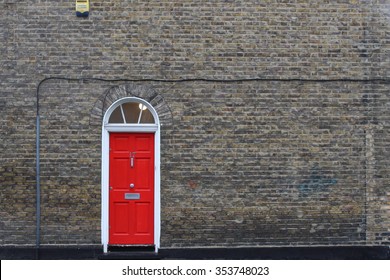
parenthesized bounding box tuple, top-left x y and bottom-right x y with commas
(298, 165, 337, 197)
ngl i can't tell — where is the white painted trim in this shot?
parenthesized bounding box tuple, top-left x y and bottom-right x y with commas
(101, 97, 161, 253)
(105, 124, 158, 132)
(119, 104, 126, 123)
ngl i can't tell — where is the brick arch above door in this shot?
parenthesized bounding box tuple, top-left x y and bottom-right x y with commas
(89, 83, 173, 127)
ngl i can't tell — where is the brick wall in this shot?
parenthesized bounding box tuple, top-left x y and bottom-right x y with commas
(0, 1, 389, 247)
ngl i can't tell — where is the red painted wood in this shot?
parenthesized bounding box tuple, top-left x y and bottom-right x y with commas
(109, 133, 154, 245)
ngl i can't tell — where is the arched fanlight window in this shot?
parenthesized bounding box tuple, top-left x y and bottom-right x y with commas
(108, 102, 155, 124)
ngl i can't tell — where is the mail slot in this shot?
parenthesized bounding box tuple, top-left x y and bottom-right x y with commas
(124, 193, 140, 200)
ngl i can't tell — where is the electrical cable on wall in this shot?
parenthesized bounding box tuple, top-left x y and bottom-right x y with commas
(36, 75, 390, 115)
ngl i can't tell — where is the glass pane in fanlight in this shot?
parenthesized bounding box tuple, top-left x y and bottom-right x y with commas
(140, 108, 155, 124)
(122, 102, 140, 123)
(108, 106, 124, 123)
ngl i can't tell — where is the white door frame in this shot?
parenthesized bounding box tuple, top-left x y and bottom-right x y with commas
(101, 97, 161, 253)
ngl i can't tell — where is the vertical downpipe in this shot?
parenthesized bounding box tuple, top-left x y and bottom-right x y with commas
(35, 79, 44, 260)
(35, 115, 40, 259)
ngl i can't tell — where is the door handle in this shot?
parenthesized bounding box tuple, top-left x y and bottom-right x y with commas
(130, 183, 135, 189)
(130, 152, 136, 168)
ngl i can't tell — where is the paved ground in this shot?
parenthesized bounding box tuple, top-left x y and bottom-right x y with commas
(1, 246, 389, 260)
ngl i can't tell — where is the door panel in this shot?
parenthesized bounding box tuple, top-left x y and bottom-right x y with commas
(111, 158, 130, 189)
(135, 202, 151, 233)
(135, 136, 152, 151)
(113, 202, 129, 233)
(109, 133, 154, 245)
(135, 159, 151, 189)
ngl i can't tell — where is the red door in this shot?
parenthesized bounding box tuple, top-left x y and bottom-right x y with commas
(109, 133, 154, 245)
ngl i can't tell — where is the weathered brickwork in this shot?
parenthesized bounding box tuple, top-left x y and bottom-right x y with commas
(0, 1, 389, 247)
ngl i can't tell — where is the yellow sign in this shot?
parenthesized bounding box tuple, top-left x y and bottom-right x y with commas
(76, 0, 90, 17)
